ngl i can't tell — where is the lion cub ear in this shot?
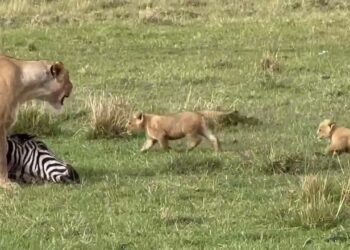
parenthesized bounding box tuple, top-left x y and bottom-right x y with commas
(329, 122, 336, 130)
(50, 61, 64, 78)
(133, 112, 143, 120)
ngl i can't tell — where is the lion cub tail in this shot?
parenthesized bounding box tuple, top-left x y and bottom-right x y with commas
(197, 110, 238, 128)
(198, 110, 260, 127)
(198, 110, 235, 120)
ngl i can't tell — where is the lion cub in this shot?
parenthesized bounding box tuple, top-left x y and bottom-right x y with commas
(126, 112, 221, 152)
(317, 119, 350, 155)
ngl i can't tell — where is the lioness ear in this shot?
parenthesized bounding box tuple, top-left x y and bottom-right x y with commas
(50, 61, 64, 78)
(329, 122, 336, 129)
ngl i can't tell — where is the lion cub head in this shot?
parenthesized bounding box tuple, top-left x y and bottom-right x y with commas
(126, 112, 145, 134)
(38, 62, 73, 110)
(317, 119, 335, 139)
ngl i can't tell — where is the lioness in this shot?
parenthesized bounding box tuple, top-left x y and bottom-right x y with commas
(126, 111, 221, 152)
(0, 55, 73, 189)
(317, 119, 350, 155)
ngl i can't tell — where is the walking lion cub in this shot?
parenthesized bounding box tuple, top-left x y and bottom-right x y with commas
(317, 119, 350, 155)
(126, 111, 221, 152)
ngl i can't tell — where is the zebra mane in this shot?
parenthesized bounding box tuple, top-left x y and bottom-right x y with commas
(8, 133, 49, 151)
(9, 133, 36, 141)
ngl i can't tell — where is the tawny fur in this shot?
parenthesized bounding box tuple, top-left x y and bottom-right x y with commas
(317, 119, 350, 155)
(0, 55, 73, 189)
(126, 111, 221, 152)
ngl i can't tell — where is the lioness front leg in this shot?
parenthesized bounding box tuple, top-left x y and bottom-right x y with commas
(141, 138, 156, 152)
(0, 127, 16, 189)
(159, 137, 171, 151)
(187, 134, 202, 152)
(201, 129, 221, 152)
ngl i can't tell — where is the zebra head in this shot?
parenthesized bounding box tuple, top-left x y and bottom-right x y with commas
(7, 133, 80, 184)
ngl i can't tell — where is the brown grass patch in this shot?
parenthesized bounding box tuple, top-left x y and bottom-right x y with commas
(181, 0, 207, 7)
(87, 95, 133, 139)
(260, 51, 281, 74)
(138, 6, 172, 24)
(99, 0, 129, 9)
(284, 175, 347, 229)
(340, 177, 350, 204)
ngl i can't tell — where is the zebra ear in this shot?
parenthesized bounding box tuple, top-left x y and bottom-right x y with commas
(50, 62, 64, 78)
(66, 164, 80, 184)
(9, 133, 37, 144)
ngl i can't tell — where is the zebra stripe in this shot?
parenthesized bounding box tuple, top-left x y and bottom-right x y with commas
(6, 134, 80, 184)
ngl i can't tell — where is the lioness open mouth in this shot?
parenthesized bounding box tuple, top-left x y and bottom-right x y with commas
(60, 95, 69, 105)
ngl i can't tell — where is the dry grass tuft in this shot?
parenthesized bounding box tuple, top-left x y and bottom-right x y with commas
(138, 6, 172, 24)
(99, 0, 129, 9)
(181, 0, 206, 7)
(301, 175, 331, 202)
(340, 177, 350, 204)
(285, 175, 347, 229)
(87, 95, 133, 139)
(297, 175, 337, 228)
(183, 96, 222, 112)
(160, 207, 176, 223)
(260, 51, 281, 74)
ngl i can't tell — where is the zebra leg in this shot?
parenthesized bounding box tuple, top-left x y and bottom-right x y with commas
(23, 174, 44, 184)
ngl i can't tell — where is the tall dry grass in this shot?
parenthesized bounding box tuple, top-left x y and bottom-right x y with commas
(286, 175, 348, 229)
(0, 0, 349, 26)
(87, 95, 133, 139)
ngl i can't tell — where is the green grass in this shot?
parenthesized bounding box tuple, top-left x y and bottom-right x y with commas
(2, 0, 350, 249)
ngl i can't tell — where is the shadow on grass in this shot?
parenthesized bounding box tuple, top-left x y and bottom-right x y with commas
(160, 154, 223, 175)
(80, 164, 158, 182)
(78, 167, 117, 183)
(118, 167, 157, 177)
(181, 76, 222, 86)
(78, 150, 224, 183)
(256, 152, 342, 175)
(164, 215, 204, 226)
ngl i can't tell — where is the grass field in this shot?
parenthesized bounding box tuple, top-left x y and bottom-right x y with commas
(2, 0, 350, 249)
